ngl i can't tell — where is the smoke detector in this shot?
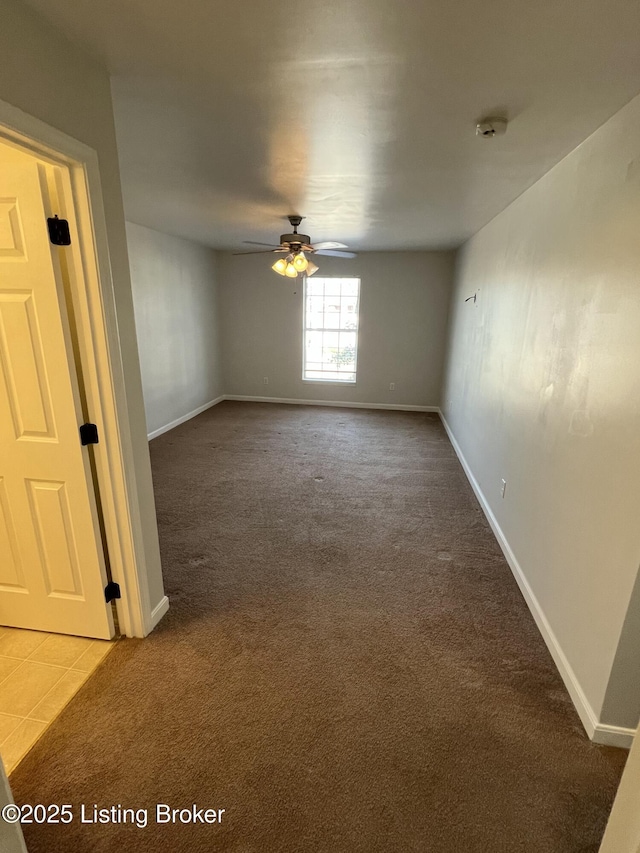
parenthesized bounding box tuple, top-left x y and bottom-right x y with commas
(476, 117, 508, 138)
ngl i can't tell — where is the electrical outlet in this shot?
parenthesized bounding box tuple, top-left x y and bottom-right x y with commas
(389, 382, 395, 391)
(500, 479, 507, 498)
(263, 377, 269, 385)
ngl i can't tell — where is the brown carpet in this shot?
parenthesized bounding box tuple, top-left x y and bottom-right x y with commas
(11, 402, 626, 852)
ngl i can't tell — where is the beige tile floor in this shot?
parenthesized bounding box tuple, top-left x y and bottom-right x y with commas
(0, 626, 114, 775)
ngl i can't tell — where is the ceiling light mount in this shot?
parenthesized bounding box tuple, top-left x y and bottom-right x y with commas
(476, 116, 508, 138)
(280, 215, 310, 248)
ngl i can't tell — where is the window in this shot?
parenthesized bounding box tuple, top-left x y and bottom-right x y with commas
(303, 277, 360, 382)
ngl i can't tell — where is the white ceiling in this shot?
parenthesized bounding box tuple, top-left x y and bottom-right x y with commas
(24, 0, 640, 250)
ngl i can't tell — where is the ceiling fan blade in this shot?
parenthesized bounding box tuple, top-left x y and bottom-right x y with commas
(314, 249, 357, 258)
(232, 249, 286, 255)
(243, 241, 283, 247)
(311, 241, 348, 250)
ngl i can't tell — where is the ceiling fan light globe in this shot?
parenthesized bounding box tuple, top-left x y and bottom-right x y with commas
(293, 253, 309, 272)
(306, 261, 319, 276)
(285, 263, 298, 278)
(272, 258, 288, 275)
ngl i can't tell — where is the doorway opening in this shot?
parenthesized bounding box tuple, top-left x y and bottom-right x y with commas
(0, 138, 116, 639)
(0, 99, 158, 641)
(0, 113, 148, 775)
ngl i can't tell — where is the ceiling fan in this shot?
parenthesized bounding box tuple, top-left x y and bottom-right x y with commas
(233, 215, 357, 278)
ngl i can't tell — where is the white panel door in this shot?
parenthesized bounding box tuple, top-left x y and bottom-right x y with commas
(0, 140, 114, 639)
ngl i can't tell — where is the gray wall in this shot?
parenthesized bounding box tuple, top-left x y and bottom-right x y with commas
(127, 222, 223, 436)
(219, 251, 454, 408)
(1, 0, 165, 611)
(442, 93, 640, 730)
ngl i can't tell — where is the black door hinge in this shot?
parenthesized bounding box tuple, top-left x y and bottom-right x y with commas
(80, 423, 99, 446)
(80, 424, 99, 447)
(47, 215, 71, 246)
(105, 581, 121, 603)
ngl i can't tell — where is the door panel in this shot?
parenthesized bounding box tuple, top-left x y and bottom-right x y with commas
(0, 197, 25, 257)
(0, 290, 56, 439)
(0, 478, 24, 590)
(26, 479, 84, 598)
(0, 140, 114, 638)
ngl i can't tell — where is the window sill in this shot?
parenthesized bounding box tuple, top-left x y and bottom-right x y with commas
(302, 379, 357, 386)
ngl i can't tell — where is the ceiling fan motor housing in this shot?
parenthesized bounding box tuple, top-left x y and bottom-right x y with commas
(280, 232, 311, 247)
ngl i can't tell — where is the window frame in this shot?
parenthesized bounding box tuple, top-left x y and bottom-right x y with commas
(302, 275, 361, 385)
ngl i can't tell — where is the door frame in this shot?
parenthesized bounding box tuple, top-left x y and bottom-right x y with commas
(0, 98, 153, 638)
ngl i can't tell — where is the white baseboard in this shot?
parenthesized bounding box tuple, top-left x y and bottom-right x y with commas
(148, 396, 434, 440)
(149, 595, 169, 631)
(224, 395, 439, 412)
(438, 410, 635, 749)
(592, 722, 636, 749)
(147, 396, 225, 440)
